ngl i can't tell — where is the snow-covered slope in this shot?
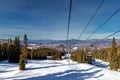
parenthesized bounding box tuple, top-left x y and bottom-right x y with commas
(0, 59, 120, 80)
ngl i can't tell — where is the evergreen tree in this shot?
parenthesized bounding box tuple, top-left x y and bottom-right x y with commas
(30, 48, 34, 60)
(8, 38, 12, 62)
(8, 36, 21, 63)
(71, 51, 77, 62)
(13, 36, 20, 63)
(19, 34, 28, 70)
(24, 34, 28, 63)
(19, 47, 26, 70)
(109, 37, 118, 71)
(24, 34, 28, 47)
(117, 46, 120, 69)
(117, 50, 120, 69)
(1, 43, 8, 61)
(71, 49, 85, 63)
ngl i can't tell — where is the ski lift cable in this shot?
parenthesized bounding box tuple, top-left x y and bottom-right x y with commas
(77, 0, 104, 40)
(66, 0, 72, 47)
(90, 30, 120, 46)
(66, 0, 73, 64)
(86, 8, 120, 41)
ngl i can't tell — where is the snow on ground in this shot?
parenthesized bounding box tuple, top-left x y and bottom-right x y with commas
(0, 59, 120, 80)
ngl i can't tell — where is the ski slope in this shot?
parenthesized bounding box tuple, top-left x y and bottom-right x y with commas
(0, 59, 120, 80)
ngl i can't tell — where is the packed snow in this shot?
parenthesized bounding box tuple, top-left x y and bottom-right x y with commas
(0, 59, 120, 80)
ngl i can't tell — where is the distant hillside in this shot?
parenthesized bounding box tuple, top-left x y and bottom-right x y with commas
(27, 39, 120, 49)
(1, 39, 120, 49)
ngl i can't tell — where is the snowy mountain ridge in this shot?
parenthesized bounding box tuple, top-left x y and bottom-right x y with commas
(27, 39, 120, 49)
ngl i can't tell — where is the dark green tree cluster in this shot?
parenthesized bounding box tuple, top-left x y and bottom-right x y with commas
(27, 48, 48, 60)
(0, 43, 8, 61)
(27, 48, 64, 60)
(0, 37, 20, 63)
(93, 48, 109, 62)
(71, 51, 77, 62)
(93, 37, 120, 71)
(71, 49, 84, 63)
(8, 36, 20, 63)
(51, 49, 62, 60)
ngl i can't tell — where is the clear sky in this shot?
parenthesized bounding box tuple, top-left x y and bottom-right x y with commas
(0, 0, 120, 40)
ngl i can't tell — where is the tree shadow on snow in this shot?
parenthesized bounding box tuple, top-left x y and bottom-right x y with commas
(25, 68, 104, 80)
(92, 60, 108, 68)
(26, 64, 68, 71)
(0, 70, 14, 73)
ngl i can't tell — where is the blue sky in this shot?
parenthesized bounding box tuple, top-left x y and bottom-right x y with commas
(0, 0, 120, 40)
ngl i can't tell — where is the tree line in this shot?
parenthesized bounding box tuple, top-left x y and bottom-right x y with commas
(71, 37, 120, 71)
(93, 37, 120, 71)
(0, 34, 65, 70)
(27, 48, 65, 60)
(1, 35, 119, 71)
(0, 36, 20, 63)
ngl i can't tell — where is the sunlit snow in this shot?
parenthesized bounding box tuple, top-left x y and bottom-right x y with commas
(0, 59, 120, 80)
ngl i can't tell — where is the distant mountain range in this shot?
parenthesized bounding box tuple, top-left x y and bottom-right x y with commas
(27, 39, 120, 49)
(1, 39, 120, 49)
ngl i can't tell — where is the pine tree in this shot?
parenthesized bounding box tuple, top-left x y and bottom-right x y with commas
(19, 34, 28, 70)
(71, 51, 77, 62)
(118, 52, 120, 69)
(24, 34, 28, 47)
(117, 47, 120, 69)
(1, 43, 8, 61)
(109, 37, 118, 71)
(8, 38, 12, 62)
(24, 34, 28, 63)
(77, 50, 84, 63)
(31, 48, 33, 60)
(19, 47, 26, 70)
(8, 36, 20, 63)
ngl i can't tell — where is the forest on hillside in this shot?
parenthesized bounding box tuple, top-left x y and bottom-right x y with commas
(0, 35, 120, 71)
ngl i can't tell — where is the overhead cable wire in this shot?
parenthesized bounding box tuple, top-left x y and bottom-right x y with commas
(66, 0, 72, 64)
(90, 30, 120, 46)
(66, 0, 72, 47)
(86, 8, 120, 40)
(77, 0, 104, 40)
